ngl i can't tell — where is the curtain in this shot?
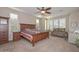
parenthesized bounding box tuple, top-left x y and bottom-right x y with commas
(9, 13, 20, 41)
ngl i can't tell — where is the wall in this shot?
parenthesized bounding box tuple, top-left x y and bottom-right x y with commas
(68, 11, 79, 43)
(0, 7, 36, 24)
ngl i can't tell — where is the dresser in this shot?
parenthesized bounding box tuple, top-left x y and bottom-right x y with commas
(0, 16, 9, 44)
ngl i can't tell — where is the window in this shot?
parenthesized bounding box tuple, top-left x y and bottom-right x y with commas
(53, 17, 66, 28)
(10, 13, 20, 32)
(36, 19, 40, 30)
(46, 20, 50, 30)
(59, 18, 66, 28)
(46, 17, 66, 31)
(49, 20, 53, 31)
(36, 17, 66, 31)
(54, 19, 59, 28)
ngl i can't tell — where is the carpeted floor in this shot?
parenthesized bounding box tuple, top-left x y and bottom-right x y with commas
(0, 36, 79, 52)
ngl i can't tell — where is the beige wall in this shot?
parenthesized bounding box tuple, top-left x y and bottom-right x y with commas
(0, 7, 36, 24)
(69, 11, 79, 32)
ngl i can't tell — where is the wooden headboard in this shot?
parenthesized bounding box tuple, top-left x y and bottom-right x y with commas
(20, 24, 36, 30)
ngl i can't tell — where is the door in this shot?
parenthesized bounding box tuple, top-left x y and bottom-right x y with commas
(0, 17, 9, 44)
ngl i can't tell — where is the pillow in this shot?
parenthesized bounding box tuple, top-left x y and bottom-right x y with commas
(53, 28, 59, 31)
(59, 28, 65, 32)
(53, 28, 65, 32)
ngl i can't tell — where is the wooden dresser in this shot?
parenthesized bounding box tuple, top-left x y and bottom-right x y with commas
(0, 16, 9, 44)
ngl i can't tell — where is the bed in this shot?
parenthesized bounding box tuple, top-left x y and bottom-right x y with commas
(21, 29, 49, 46)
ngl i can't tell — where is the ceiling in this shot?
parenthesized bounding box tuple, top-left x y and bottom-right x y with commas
(13, 7, 79, 17)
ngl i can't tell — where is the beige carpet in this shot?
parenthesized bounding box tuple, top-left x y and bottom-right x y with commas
(0, 36, 79, 52)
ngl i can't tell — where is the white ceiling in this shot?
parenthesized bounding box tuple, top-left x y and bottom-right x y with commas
(14, 7, 79, 17)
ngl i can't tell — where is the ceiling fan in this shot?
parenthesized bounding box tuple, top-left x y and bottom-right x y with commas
(37, 7, 51, 15)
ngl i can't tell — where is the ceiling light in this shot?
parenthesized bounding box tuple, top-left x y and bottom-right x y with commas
(41, 11, 45, 14)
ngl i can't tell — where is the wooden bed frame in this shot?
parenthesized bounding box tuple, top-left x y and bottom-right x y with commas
(21, 31, 49, 46)
(20, 24, 36, 30)
(20, 24, 49, 46)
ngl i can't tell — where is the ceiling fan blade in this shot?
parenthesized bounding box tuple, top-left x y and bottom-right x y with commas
(46, 7, 51, 10)
(37, 8, 41, 10)
(46, 12, 51, 14)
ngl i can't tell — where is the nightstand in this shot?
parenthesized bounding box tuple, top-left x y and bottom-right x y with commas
(13, 32, 21, 41)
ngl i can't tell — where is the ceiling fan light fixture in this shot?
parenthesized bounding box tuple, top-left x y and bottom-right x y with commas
(37, 7, 51, 15)
(41, 11, 45, 14)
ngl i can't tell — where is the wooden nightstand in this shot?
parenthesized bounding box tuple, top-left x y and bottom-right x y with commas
(13, 32, 21, 41)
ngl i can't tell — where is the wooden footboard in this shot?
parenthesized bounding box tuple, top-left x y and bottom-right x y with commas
(21, 31, 49, 46)
(32, 32, 49, 46)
